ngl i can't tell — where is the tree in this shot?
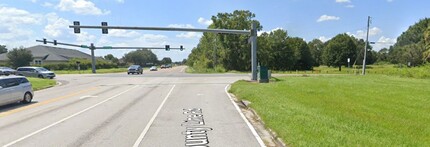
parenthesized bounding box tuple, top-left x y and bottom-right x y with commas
(0, 45, 7, 54)
(7, 47, 34, 68)
(122, 49, 157, 66)
(104, 54, 119, 64)
(323, 34, 357, 71)
(288, 37, 313, 70)
(377, 48, 390, 62)
(160, 57, 172, 65)
(423, 26, 430, 62)
(390, 18, 430, 65)
(187, 10, 262, 71)
(308, 39, 324, 66)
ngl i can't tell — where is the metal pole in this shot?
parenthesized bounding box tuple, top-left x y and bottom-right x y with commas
(362, 16, 370, 75)
(251, 22, 258, 81)
(90, 43, 96, 73)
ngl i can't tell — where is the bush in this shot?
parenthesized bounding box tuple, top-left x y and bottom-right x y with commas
(41, 58, 118, 70)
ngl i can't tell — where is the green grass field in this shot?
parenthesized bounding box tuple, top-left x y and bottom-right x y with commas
(28, 78, 57, 91)
(53, 68, 127, 74)
(230, 75, 430, 146)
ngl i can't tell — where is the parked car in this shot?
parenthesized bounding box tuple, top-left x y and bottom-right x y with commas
(149, 66, 158, 71)
(127, 65, 143, 74)
(0, 67, 16, 76)
(160, 65, 167, 69)
(0, 76, 34, 106)
(16, 67, 56, 79)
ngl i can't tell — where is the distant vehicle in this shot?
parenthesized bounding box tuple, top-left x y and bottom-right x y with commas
(0, 67, 16, 76)
(16, 67, 56, 79)
(166, 64, 172, 68)
(160, 65, 167, 69)
(149, 66, 158, 71)
(127, 65, 143, 74)
(0, 76, 34, 106)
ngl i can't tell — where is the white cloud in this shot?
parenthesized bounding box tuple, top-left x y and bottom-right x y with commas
(317, 15, 340, 22)
(346, 5, 355, 8)
(116, 0, 124, 3)
(167, 24, 194, 28)
(31, 0, 37, 3)
(75, 31, 96, 43)
(108, 29, 140, 38)
(349, 27, 382, 39)
(44, 13, 71, 38)
(336, 0, 351, 3)
(176, 32, 202, 39)
(318, 36, 331, 42)
(198, 17, 213, 26)
(42, 2, 54, 7)
(257, 27, 284, 36)
(0, 6, 42, 25)
(56, 0, 110, 15)
(0, 6, 40, 45)
(373, 36, 396, 50)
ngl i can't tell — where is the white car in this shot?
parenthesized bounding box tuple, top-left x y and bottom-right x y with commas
(0, 76, 34, 106)
(149, 66, 158, 71)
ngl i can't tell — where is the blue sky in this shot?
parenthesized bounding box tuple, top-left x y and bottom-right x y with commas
(0, 0, 429, 61)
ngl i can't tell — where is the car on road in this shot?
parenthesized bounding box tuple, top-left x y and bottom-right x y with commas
(166, 64, 172, 68)
(160, 65, 167, 69)
(0, 67, 16, 76)
(127, 65, 143, 74)
(16, 67, 56, 79)
(149, 66, 158, 71)
(0, 76, 34, 106)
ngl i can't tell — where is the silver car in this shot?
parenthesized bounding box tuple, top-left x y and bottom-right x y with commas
(0, 76, 34, 106)
(0, 67, 16, 76)
(17, 67, 56, 79)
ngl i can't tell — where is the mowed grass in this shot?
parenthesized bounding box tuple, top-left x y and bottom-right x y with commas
(27, 78, 57, 91)
(53, 68, 127, 74)
(230, 75, 430, 146)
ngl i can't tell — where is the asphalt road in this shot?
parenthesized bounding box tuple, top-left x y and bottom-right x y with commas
(0, 66, 264, 147)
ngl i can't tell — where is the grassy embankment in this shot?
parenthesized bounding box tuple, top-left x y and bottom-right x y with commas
(27, 77, 57, 91)
(230, 75, 430, 146)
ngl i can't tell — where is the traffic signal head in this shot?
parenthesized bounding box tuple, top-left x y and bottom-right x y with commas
(165, 45, 170, 51)
(43, 38, 47, 44)
(101, 22, 108, 34)
(53, 40, 57, 45)
(73, 21, 80, 34)
(180, 45, 183, 51)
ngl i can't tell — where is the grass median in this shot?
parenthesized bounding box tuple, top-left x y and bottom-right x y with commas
(230, 75, 430, 146)
(28, 78, 57, 91)
(53, 68, 127, 74)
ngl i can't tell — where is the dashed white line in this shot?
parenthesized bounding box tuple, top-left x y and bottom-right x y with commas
(133, 85, 176, 147)
(224, 85, 266, 147)
(3, 85, 139, 147)
(79, 95, 98, 99)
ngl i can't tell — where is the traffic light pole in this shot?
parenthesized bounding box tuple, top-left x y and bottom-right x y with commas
(36, 39, 185, 74)
(70, 22, 259, 81)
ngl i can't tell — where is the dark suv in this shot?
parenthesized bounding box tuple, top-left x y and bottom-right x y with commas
(127, 65, 143, 74)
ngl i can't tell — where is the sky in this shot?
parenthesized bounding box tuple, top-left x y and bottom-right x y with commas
(0, 0, 429, 61)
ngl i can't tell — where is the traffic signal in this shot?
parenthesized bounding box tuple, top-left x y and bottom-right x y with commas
(53, 40, 57, 45)
(165, 45, 170, 51)
(43, 38, 47, 44)
(101, 22, 108, 34)
(180, 45, 183, 51)
(73, 21, 80, 34)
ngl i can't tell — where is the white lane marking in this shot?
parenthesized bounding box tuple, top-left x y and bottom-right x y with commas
(3, 85, 140, 147)
(224, 85, 266, 147)
(79, 95, 98, 99)
(133, 85, 176, 147)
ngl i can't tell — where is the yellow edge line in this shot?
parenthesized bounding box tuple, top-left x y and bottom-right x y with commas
(0, 87, 98, 118)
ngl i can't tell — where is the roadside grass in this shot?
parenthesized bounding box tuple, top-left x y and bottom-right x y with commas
(230, 75, 430, 146)
(53, 68, 127, 74)
(28, 78, 57, 91)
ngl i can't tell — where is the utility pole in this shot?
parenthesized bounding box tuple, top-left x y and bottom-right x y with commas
(90, 43, 96, 73)
(362, 16, 371, 75)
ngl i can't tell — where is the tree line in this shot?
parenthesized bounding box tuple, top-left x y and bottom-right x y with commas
(187, 11, 430, 71)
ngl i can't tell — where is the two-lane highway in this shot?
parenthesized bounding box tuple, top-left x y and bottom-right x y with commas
(0, 66, 264, 147)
